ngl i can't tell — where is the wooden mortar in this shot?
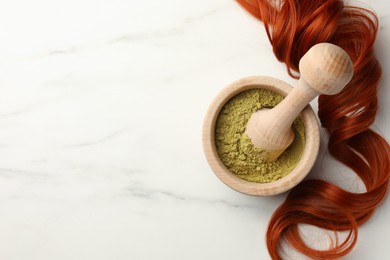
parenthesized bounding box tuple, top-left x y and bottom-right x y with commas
(202, 43, 353, 196)
(203, 76, 319, 196)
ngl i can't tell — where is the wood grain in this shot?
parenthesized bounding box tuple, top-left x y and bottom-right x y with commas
(245, 43, 353, 162)
(202, 76, 320, 196)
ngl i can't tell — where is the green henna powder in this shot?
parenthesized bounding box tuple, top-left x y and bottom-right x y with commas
(215, 89, 306, 183)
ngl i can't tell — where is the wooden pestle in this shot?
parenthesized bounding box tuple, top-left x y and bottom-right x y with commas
(245, 43, 354, 162)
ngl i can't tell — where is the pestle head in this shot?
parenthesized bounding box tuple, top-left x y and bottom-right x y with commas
(245, 109, 294, 162)
(299, 43, 354, 95)
(245, 43, 354, 162)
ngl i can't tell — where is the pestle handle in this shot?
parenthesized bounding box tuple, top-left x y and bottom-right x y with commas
(299, 43, 354, 95)
(245, 43, 353, 161)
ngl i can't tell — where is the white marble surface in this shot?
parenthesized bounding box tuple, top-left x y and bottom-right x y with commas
(0, 0, 389, 259)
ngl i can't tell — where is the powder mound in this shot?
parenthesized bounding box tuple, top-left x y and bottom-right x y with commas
(215, 89, 305, 183)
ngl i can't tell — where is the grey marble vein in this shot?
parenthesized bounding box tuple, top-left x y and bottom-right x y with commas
(109, 28, 184, 44)
(64, 129, 129, 148)
(0, 87, 96, 118)
(122, 184, 258, 210)
(0, 167, 50, 179)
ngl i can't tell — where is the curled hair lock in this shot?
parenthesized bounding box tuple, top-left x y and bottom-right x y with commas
(236, 0, 390, 259)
